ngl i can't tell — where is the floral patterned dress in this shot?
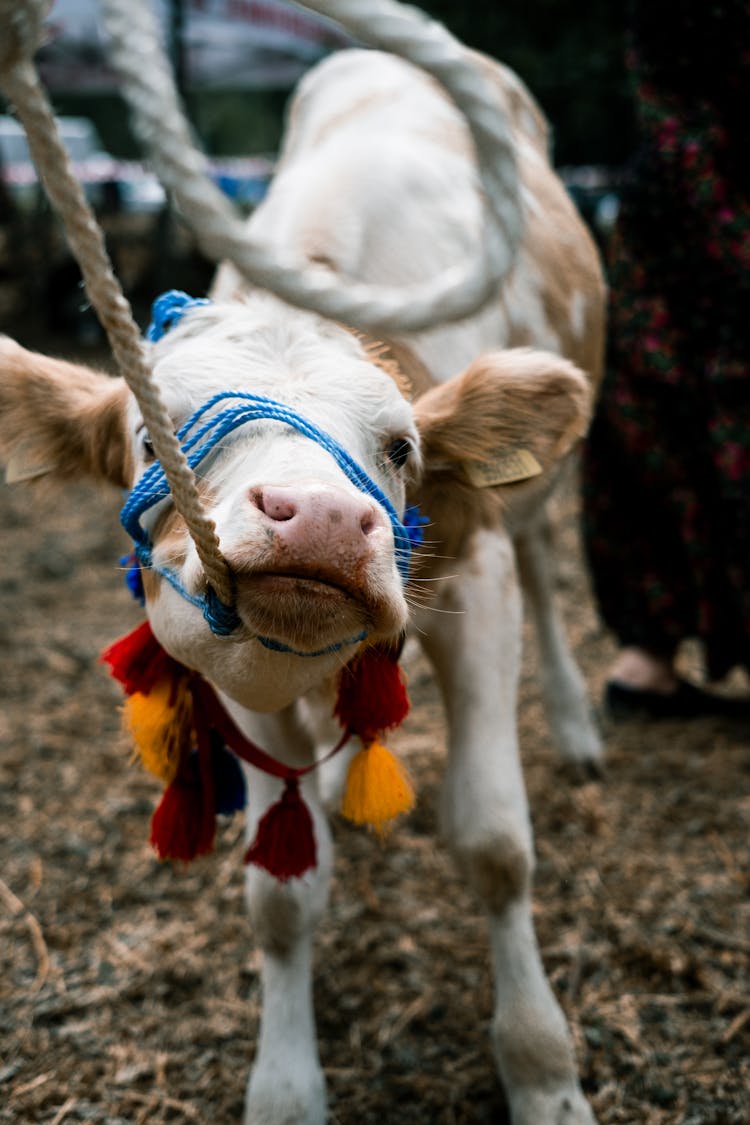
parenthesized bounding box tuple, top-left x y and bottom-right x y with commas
(582, 0, 750, 679)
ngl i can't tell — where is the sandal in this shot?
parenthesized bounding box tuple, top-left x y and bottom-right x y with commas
(605, 678, 750, 723)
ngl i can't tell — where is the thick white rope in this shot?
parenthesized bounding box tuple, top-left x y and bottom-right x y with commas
(0, 0, 235, 606)
(0, 0, 522, 612)
(99, 0, 522, 335)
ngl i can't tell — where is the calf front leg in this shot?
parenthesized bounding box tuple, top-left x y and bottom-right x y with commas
(417, 529, 595, 1125)
(223, 701, 330, 1125)
(515, 513, 603, 770)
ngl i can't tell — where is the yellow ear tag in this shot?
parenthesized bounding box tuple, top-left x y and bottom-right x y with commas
(463, 447, 542, 488)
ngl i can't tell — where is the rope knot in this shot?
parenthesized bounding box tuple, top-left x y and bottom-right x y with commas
(203, 585, 241, 636)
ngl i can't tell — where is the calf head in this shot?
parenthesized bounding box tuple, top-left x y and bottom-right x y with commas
(0, 300, 590, 714)
(0, 300, 419, 711)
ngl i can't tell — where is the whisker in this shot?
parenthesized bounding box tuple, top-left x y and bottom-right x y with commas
(411, 549, 458, 563)
(406, 600, 466, 617)
(408, 573, 460, 584)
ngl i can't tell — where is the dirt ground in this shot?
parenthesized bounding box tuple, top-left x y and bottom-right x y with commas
(0, 345, 748, 1125)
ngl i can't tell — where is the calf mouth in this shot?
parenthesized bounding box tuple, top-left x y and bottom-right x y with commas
(233, 568, 373, 652)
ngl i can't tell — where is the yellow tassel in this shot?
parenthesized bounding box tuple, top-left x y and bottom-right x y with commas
(340, 739, 415, 832)
(123, 677, 194, 784)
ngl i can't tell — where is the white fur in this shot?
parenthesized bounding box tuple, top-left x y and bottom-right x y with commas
(150, 49, 602, 1125)
(138, 297, 419, 709)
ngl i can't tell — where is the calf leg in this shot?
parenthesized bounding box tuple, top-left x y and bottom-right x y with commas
(226, 702, 330, 1125)
(417, 529, 595, 1125)
(515, 514, 603, 769)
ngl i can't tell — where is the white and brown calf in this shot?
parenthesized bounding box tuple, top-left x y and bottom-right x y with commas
(0, 47, 604, 1125)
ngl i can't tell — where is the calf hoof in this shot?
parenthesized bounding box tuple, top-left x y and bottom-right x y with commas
(244, 1062, 326, 1125)
(507, 1084, 597, 1125)
(551, 709, 604, 771)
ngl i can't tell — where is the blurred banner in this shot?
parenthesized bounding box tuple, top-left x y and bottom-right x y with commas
(39, 0, 351, 92)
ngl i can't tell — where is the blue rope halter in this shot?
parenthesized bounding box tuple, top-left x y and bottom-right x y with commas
(121, 291, 427, 650)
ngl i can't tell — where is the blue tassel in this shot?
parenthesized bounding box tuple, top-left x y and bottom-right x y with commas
(212, 744, 246, 815)
(147, 290, 211, 343)
(403, 505, 429, 548)
(120, 552, 145, 604)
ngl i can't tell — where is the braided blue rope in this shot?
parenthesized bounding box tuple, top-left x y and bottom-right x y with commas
(124, 391, 416, 578)
(147, 289, 210, 342)
(124, 291, 425, 646)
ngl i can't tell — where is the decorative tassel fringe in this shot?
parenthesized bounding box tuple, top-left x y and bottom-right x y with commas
(335, 645, 410, 743)
(103, 621, 416, 877)
(123, 676, 194, 784)
(120, 551, 145, 605)
(101, 620, 180, 696)
(213, 742, 246, 815)
(340, 739, 415, 832)
(336, 644, 414, 832)
(244, 777, 317, 881)
(150, 775, 215, 862)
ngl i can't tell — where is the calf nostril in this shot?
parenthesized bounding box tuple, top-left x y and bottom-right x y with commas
(360, 509, 377, 536)
(251, 486, 297, 522)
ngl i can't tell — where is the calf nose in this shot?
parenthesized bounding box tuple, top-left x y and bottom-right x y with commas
(249, 483, 380, 553)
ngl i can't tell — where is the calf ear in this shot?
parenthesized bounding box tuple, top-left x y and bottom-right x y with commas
(0, 337, 131, 488)
(411, 348, 592, 555)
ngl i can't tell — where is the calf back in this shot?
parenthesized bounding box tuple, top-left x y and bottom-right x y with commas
(213, 47, 605, 389)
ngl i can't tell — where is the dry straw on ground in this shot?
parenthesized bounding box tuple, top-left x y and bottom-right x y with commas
(1, 424, 748, 1124)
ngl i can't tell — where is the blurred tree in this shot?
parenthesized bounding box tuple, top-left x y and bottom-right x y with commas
(423, 0, 633, 165)
(2, 2, 632, 166)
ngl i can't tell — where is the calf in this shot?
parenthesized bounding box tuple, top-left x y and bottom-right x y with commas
(0, 47, 604, 1125)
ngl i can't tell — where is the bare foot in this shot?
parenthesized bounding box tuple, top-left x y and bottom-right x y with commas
(608, 647, 678, 694)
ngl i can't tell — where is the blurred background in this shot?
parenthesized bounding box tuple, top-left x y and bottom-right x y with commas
(0, 0, 631, 346)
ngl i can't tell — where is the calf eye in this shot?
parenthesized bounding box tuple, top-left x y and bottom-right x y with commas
(139, 431, 155, 462)
(386, 437, 413, 470)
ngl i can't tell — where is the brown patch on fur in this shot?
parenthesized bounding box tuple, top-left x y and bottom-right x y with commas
(410, 349, 591, 570)
(152, 506, 190, 565)
(249, 882, 305, 958)
(469, 48, 550, 154)
(453, 830, 532, 914)
(469, 47, 606, 386)
(495, 1014, 576, 1090)
(306, 252, 335, 271)
(290, 88, 404, 152)
(0, 337, 131, 488)
(410, 466, 506, 582)
(359, 336, 434, 400)
(139, 503, 189, 605)
(140, 566, 162, 604)
(140, 480, 216, 604)
(140, 509, 191, 603)
(522, 178, 606, 386)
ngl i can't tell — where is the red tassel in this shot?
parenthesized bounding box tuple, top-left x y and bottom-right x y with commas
(101, 620, 181, 696)
(150, 776, 216, 862)
(244, 777, 317, 881)
(335, 645, 410, 742)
